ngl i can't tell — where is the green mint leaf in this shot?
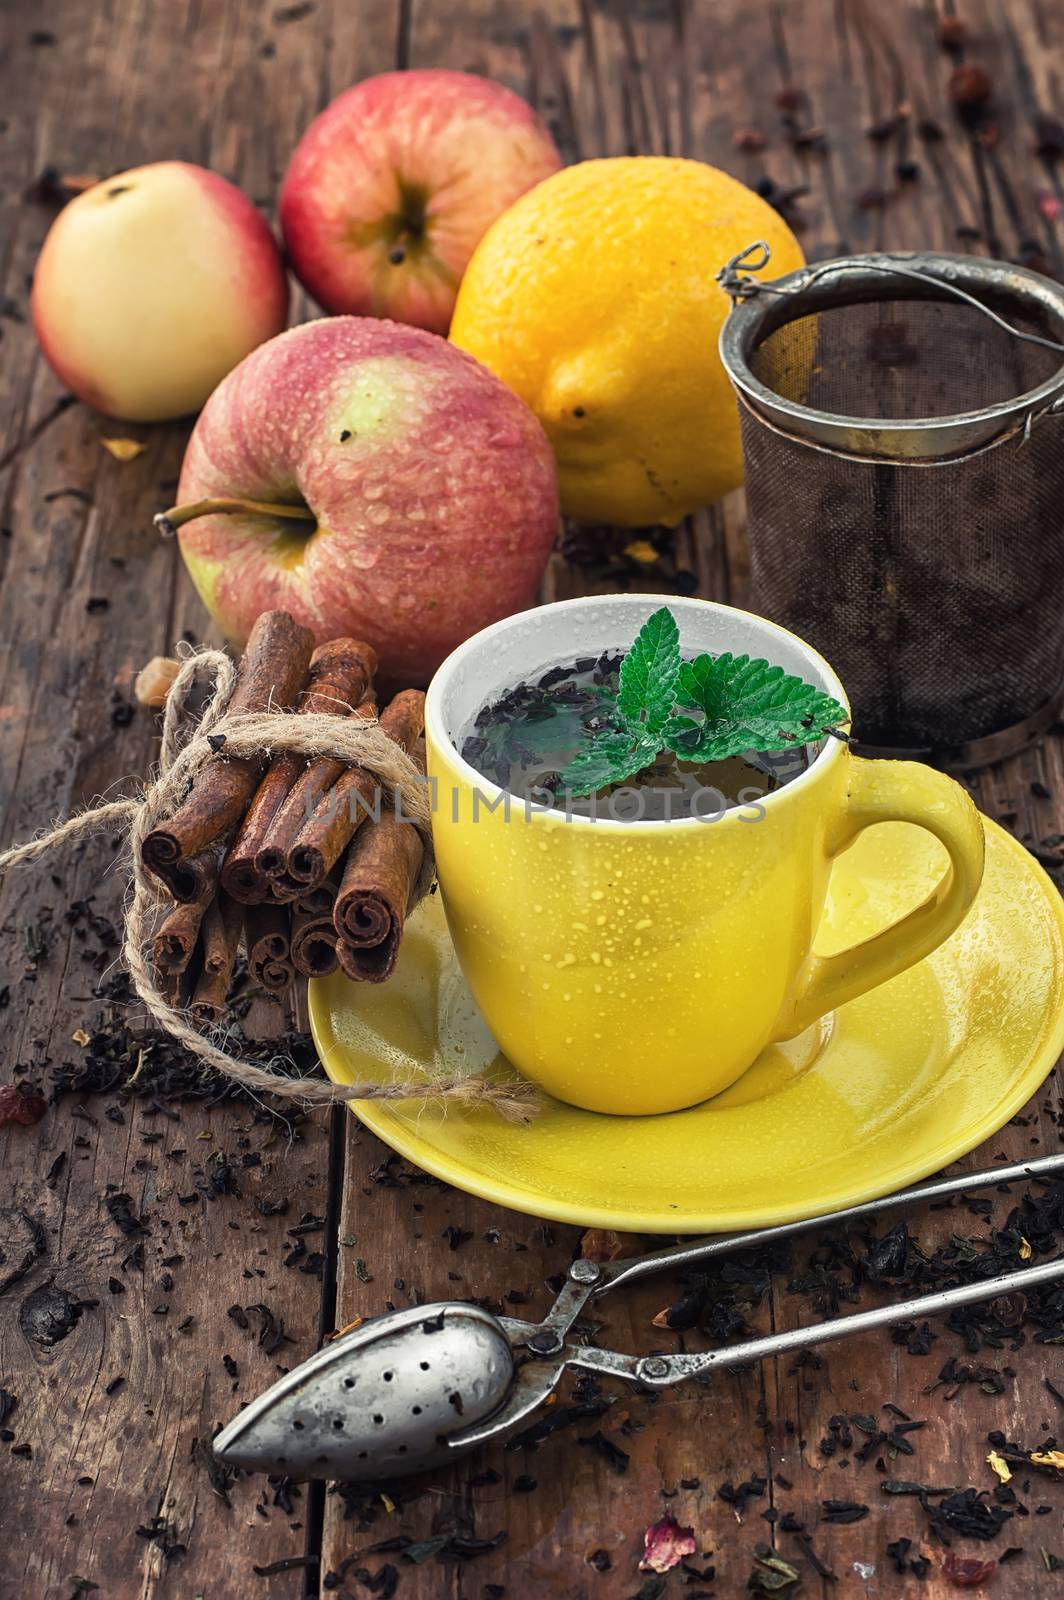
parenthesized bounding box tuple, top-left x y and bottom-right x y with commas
(560, 731, 662, 798)
(617, 607, 680, 735)
(658, 714, 703, 756)
(667, 652, 848, 763)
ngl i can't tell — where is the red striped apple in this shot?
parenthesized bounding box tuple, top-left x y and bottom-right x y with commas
(160, 316, 559, 683)
(279, 69, 561, 335)
(32, 162, 288, 421)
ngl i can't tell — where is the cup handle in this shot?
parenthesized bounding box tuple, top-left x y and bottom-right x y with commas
(776, 757, 986, 1039)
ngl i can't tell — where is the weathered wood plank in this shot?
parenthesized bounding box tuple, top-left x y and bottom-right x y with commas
(4, 0, 1064, 1596)
(0, 1, 389, 1595)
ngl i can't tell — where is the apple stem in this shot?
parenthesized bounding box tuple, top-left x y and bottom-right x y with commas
(154, 497, 313, 538)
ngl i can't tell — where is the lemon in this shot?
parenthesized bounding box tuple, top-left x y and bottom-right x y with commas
(450, 156, 804, 527)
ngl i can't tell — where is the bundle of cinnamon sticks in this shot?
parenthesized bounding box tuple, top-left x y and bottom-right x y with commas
(144, 610, 428, 1016)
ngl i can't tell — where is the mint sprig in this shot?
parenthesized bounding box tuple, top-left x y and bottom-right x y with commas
(558, 606, 848, 797)
(617, 604, 679, 735)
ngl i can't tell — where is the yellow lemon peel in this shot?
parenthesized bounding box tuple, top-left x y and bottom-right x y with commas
(451, 156, 804, 526)
(101, 437, 146, 461)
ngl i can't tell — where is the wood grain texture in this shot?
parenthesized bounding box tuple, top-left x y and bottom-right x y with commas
(1, 1, 1063, 1597)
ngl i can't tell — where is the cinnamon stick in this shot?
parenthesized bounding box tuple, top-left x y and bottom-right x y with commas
(295, 881, 337, 916)
(142, 610, 314, 888)
(255, 696, 380, 885)
(147, 846, 220, 907)
(220, 637, 377, 903)
(334, 807, 424, 983)
(152, 857, 219, 973)
(291, 904, 340, 978)
(278, 690, 426, 895)
(161, 940, 202, 1009)
(244, 901, 294, 993)
(190, 891, 243, 1021)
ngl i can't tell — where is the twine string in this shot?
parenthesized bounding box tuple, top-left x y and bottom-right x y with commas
(0, 649, 537, 1122)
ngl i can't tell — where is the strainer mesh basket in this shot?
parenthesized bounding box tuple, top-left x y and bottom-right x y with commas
(722, 255, 1064, 759)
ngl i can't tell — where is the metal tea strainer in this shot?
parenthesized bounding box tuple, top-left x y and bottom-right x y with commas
(718, 245, 1064, 767)
(215, 1153, 1064, 1481)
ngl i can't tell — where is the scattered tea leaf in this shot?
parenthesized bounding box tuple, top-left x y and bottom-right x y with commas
(746, 1544, 801, 1594)
(401, 1535, 450, 1564)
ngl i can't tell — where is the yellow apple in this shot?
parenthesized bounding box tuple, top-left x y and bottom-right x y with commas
(32, 161, 288, 421)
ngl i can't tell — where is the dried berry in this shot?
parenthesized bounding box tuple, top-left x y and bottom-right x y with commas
(733, 127, 767, 152)
(950, 64, 993, 109)
(937, 15, 967, 50)
(775, 86, 805, 114)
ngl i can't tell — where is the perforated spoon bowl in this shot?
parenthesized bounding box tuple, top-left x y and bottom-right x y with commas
(215, 1304, 516, 1480)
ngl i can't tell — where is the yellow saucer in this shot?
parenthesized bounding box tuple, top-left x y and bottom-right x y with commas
(309, 817, 1064, 1233)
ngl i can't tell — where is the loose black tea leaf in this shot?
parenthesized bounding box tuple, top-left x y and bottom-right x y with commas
(822, 1499, 870, 1523)
(577, 1430, 629, 1474)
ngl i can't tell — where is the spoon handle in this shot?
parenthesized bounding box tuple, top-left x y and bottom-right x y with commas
(621, 1254, 1064, 1387)
(591, 1150, 1064, 1300)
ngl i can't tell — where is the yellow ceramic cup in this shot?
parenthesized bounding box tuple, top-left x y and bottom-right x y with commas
(425, 595, 985, 1115)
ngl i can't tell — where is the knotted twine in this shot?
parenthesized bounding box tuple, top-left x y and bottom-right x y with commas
(0, 647, 538, 1122)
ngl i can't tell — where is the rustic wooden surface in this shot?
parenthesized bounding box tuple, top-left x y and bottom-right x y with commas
(2, 1, 1064, 1597)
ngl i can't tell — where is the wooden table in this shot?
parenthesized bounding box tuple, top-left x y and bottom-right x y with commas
(2, 1, 1064, 1595)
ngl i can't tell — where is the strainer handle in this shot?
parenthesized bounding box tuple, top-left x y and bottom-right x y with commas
(777, 758, 986, 1037)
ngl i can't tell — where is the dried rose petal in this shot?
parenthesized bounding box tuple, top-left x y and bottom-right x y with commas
(579, 1228, 642, 1263)
(640, 1515, 697, 1574)
(1037, 191, 1062, 223)
(943, 1552, 997, 1587)
(0, 1084, 48, 1127)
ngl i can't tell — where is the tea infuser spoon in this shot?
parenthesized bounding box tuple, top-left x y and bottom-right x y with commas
(214, 1152, 1064, 1481)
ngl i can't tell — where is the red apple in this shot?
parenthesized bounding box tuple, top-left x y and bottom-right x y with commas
(32, 162, 288, 421)
(162, 316, 559, 683)
(279, 69, 561, 335)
